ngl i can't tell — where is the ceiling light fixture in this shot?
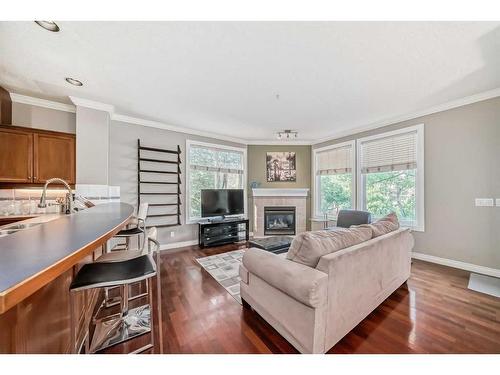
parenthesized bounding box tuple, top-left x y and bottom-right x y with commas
(276, 130, 298, 140)
(65, 77, 83, 87)
(34, 21, 60, 32)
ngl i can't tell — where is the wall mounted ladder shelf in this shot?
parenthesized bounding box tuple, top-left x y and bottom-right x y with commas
(137, 139, 182, 228)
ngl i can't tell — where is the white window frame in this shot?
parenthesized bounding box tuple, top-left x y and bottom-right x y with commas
(185, 139, 248, 224)
(356, 124, 425, 231)
(312, 140, 356, 219)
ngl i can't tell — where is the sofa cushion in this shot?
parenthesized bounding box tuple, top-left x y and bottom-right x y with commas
(355, 212, 400, 238)
(286, 226, 372, 267)
(242, 248, 328, 308)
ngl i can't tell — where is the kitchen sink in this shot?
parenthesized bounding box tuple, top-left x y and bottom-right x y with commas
(0, 222, 43, 237)
(4, 222, 42, 230)
(0, 229, 22, 236)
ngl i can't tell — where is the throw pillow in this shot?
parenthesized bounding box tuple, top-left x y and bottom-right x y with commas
(357, 212, 399, 238)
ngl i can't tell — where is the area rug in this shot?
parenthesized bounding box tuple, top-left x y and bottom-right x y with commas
(196, 249, 245, 304)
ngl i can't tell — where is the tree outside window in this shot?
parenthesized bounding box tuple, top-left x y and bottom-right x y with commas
(188, 144, 244, 220)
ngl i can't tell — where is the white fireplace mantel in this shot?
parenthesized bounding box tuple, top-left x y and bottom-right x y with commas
(252, 188, 309, 197)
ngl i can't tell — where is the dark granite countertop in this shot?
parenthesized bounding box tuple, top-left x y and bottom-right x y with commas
(0, 202, 134, 314)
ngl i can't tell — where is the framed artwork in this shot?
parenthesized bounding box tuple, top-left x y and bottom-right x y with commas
(266, 152, 296, 182)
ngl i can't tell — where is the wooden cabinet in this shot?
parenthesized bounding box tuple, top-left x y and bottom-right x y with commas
(0, 127, 33, 183)
(34, 133, 75, 184)
(0, 125, 75, 186)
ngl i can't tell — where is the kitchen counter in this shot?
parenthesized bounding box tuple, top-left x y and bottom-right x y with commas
(0, 202, 134, 314)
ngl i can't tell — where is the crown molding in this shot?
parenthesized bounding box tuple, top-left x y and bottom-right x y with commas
(246, 139, 313, 145)
(312, 87, 500, 145)
(9, 93, 76, 113)
(69, 96, 115, 113)
(9, 86, 500, 146)
(112, 113, 248, 145)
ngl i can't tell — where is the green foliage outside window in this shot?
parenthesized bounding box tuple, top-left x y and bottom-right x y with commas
(319, 169, 416, 224)
(189, 146, 243, 219)
(319, 173, 352, 213)
(365, 170, 416, 223)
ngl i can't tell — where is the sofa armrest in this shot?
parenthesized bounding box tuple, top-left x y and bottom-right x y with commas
(242, 248, 328, 308)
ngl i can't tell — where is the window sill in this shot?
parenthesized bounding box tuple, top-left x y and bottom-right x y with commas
(310, 217, 337, 222)
(406, 225, 424, 233)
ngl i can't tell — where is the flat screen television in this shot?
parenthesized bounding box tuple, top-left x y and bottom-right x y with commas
(201, 189, 244, 218)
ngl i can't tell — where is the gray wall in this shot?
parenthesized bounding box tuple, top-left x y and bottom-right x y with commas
(314, 97, 500, 269)
(76, 107, 110, 185)
(108, 120, 246, 245)
(12, 102, 76, 133)
(247, 145, 312, 231)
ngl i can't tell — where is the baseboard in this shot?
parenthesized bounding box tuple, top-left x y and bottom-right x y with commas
(412, 252, 500, 278)
(160, 239, 199, 251)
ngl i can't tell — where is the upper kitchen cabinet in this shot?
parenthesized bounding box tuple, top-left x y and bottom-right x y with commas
(0, 127, 33, 183)
(0, 125, 76, 186)
(33, 132, 75, 184)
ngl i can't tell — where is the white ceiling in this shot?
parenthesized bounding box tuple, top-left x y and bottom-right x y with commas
(1, 21, 500, 143)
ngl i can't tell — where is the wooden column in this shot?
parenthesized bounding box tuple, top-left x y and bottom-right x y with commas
(0, 86, 12, 125)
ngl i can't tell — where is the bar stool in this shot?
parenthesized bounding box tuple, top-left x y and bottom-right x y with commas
(113, 202, 149, 251)
(69, 254, 157, 354)
(96, 228, 160, 310)
(99, 203, 150, 309)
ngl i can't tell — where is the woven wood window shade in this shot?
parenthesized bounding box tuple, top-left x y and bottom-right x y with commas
(190, 145, 244, 174)
(316, 144, 352, 175)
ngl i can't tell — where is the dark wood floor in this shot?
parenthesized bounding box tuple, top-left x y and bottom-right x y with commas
(109, 242, 500, 354)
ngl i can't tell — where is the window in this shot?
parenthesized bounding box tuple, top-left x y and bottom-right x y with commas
(186, 140, 246, 222)
(313, 125, 424, 231)
(313, 141, 355, 217)
(357, 125, 424, 230)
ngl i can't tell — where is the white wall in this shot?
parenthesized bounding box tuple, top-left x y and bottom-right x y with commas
(12, 102, 76, 133)
(76, 107, 109, 185)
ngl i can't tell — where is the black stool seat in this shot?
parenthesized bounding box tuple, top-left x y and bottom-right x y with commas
(116, 227, 143, 236)
(70, 255, 156, 291)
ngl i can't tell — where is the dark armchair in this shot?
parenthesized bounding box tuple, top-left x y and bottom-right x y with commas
(336, 209, 372, 228)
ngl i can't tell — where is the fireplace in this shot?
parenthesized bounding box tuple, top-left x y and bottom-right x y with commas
(264, 206, 296, 235)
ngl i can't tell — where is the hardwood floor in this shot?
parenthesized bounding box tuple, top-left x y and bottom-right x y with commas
(108, 242, 500, 354)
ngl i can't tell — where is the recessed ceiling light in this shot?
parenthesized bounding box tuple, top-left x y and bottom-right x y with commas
(34, 21, 60, 32)
(65, 77, 83, 87)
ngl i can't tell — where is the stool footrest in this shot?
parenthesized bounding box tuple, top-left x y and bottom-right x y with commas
(90, 304, 151, 353)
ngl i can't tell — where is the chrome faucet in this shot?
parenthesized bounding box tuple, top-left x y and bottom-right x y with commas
(38, 178, 75, 214)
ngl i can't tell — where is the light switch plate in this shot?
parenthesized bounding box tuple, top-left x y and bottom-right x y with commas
(475, 198, 494, 207)
(496, 198, 500, 207)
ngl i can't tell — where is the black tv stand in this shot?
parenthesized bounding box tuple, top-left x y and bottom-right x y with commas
(198, 218, 249, 248)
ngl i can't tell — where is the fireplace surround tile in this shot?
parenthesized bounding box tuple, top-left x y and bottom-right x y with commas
(252, 188, 309, 238)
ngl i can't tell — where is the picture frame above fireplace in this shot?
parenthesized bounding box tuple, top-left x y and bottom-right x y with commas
(266, 151, 296, 182)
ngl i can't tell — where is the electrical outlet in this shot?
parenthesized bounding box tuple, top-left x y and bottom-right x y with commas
(170, 231, 175, 238)
(475, 198, 494, 207)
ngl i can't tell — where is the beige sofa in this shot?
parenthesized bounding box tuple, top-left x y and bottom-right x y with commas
(239, 227, 414, 354)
